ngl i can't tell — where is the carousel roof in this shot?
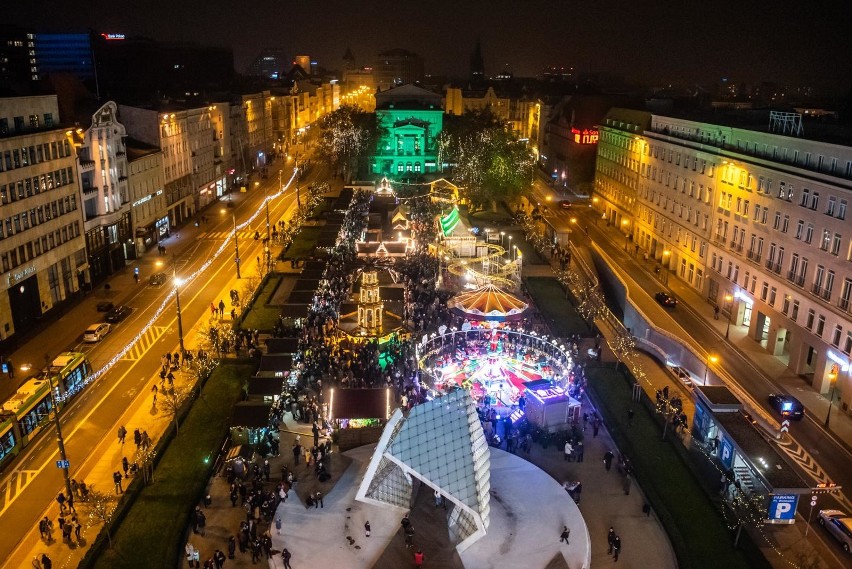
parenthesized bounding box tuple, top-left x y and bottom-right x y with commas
(448, 283, 528, 321)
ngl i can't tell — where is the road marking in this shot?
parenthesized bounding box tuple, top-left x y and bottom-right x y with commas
(0, 470, 39, 514)
(120, 326, 167, 361)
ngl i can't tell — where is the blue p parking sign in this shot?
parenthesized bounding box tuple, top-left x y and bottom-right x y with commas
(767, 494, 798, 524)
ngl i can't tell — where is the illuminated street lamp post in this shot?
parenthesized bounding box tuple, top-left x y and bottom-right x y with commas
(44, 354, 74, 502)
(661, 250, 671, 285)
(222, 208, 241, 278)
(824, 372, 838, 429)
(724, 293, 734, 339)
(622, 219, 630, 251)
(705, 354, 719, 384)
(174, 274, 185, 357)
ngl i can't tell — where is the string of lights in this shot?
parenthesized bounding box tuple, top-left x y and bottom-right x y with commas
(60, 169, 299, 401)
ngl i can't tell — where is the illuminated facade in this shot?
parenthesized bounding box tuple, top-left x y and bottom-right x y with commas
(0, 95, 86, 343)
(444, 86, 540, 143)
(126, 140, 166, 254)
(373, 84, 443, 178)
(74, 101, 133, 281)
(597, 107, 852, 408)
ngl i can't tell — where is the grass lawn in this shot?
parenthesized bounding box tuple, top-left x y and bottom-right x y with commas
(525, 276, 589, 337)
(240, 276, 283, 331)
(283, 225, 322, 259)
(93, 363, 253, 569)
(586, 367, 770, 569)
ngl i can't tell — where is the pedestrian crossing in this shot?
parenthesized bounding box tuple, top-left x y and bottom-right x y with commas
(120, 326, 168, 361)
(200, 230, 258, 242)
(0, 470, 39, 514)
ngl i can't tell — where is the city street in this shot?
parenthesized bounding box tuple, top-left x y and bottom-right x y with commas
(0, 155, 332, 564)
(529, 178, 852, 563)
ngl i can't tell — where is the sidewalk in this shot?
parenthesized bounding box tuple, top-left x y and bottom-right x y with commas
(8, 162, 303, 568)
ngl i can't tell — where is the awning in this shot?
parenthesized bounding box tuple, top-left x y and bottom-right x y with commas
(247, 376, 284, 397)
(231, 401, 272, 428)
(329, 388, 389, 420)
(258, 354, 292, 372)
(265, 337, 299, 354)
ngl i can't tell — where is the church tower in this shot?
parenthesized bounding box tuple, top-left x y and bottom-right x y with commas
(470, 39, 485, 83)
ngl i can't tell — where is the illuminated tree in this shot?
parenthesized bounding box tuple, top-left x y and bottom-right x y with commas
(159, 385, 191, 435)
(85, 487, 118, 547)
(318, 105, 384, 181)
(438, 109, 534, 212)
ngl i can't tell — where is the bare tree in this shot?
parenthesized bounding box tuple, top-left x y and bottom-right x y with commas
(159, 385, 191, 435)
(85, 486, 118, 548)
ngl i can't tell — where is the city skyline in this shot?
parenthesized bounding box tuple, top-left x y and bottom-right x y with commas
(7, 0, 852, 95)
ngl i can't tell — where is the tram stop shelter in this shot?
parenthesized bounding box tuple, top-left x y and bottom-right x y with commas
(691, 385, 810, 524)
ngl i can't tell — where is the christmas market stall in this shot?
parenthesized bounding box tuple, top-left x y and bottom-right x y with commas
(327, 387, 392, 451)
(522, 379, 581, 432)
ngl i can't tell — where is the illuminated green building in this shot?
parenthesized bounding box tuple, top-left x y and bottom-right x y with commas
(372, 84, 444, 177)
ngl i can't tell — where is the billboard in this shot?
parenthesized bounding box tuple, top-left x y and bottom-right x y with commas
(766, 494, 798, 524)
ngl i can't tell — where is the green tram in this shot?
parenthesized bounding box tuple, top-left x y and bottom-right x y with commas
(0, 352, 91, 468)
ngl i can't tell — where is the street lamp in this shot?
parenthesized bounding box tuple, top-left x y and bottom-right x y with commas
(824, 371, 838, 428)
(221, 208, 241, 278)
(705, 354, 719, 384)
(44, 354, 74, 503)
(622, 219, 630, 250)
(174, 274, 185, 357)
(661, 250, 671, 284)
(508, 235, 513, 260)
(724, 293, 734, 339)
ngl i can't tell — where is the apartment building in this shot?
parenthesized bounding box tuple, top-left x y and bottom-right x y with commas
(126, 139, 166, 254)
(71, 101, 133, 282)
(0, 95, 86, 344)
(596, 108, 852, 412)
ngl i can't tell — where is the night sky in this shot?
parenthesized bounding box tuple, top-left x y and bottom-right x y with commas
(8, 0, 852, 94)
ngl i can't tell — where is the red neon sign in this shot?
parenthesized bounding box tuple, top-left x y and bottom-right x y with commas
(571, 128, 599, 145)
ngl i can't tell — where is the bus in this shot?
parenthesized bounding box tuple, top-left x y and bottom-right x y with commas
(0, 352, 91, 470)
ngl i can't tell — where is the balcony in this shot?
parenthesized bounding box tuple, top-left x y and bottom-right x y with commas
(79, 159, 95, 172)
(839, 298, 851, 312)
(82, 183, 97, 194)
(811, 283, 823, 297)
(787, 271, 805, 287)
(770, 263, 782, 274)
(746, 250, 761, 263)
(730, 241, 743, 253)
(821, 289, 832, 301)
(118, 175, 128, 182)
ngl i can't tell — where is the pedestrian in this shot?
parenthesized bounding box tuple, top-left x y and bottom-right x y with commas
(214, 549, 226, 569)
(414, 549, 424, 567)
(122, 456, 130, 478)
(41, 554, 52, 569)
(219, 300, 225, 317)
(282, 548, 292, 569)
(210, 302, 216, 316)
(714, 305, 720, 319)
(151, 384, 158, 404)
(56, 492, 67, 513)
(292, 443, 301, 466)
(117, 425, 127, 444)
(365, 520, 371, 537)
(560, 525, 570, 543)
(623, 473, 632, 495)
(185, 543, 198, 567)
(231, 308, 237, 321)
(70, 478, 80, 499)
(315, 491, 323, 508)
(564, 440, 573, 461)
(434, 489, 442, 507)
(604, 450, 614, 471)
(275, 516, 282, 535)
(73, 516, 81, 541)
(592, 421, 600, 438)
(627, 408, 634, 426)
(227, 536, 236, 559)
(613, 535, 622, 561)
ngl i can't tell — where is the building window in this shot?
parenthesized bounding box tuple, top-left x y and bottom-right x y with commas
(782, 294, 791, 314)
(791, 300, 800, 320)
(844, 331, 852, 355)
(832, 233, 842, 255)
(761, 281, 769, 301)
(832, 325, 842, 347)
(769, 286, 777, 306)
(806, 309, 815, 330)
(816, 315, 825, 337)
(29, 114, 39, 129)
(827, 196, 837, 216)
(839, 199, 847, 220)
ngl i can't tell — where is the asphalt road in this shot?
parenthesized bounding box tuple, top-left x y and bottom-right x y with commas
(530, 179, 852, 563)
(0, 156, 331, 561)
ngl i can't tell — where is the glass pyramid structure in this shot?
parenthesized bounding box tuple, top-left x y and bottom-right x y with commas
(356, 388, 491, 551)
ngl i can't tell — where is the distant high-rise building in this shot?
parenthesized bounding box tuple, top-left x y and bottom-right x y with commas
(342, 47, 356, 71)
(293, 55, 311, 75)
(374, 49, 424, 91)
(470, 39, 485, 83)
(246, 48, 288, 80)
(0, 26, 32, 89)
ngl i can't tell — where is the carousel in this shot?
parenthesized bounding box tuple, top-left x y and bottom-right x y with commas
(418, 283, 581, 429)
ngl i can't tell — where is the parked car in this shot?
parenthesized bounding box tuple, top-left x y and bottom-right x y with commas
(149, 272, 167, 286)
(96, 301, 114, 312)
(83, 322, 111, 343)
(558, 200, 572, 209)
(767, 393, 805, 420)
(654, 292, 678, 308)
(818, 509, 852, 553)
(105, 305, 132, 323)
